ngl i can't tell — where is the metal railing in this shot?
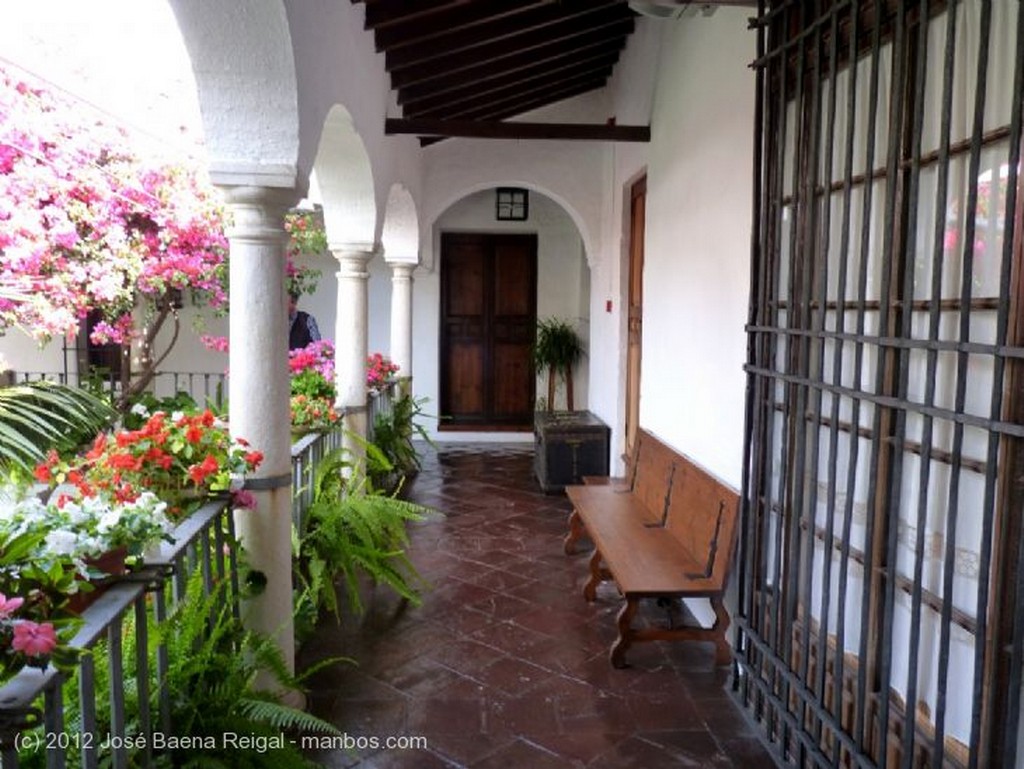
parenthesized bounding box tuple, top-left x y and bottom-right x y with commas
(366, 379, 400, 446)
(290, 429, 343, 536)
(0, 500, 238, 768)
(6, 371, 227, 412)
(0, 386, 405, 765)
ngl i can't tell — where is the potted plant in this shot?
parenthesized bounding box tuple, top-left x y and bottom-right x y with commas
(533, 317, 585, 412)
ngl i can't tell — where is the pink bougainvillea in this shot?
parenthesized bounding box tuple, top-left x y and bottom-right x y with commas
(0, 66, 230, 408)
(0, 66, 230, 341)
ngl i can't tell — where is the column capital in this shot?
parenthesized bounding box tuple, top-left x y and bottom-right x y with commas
(386, 261, 417, 278)
(329, 242, 381, 261)
(218, 186, 302, 242)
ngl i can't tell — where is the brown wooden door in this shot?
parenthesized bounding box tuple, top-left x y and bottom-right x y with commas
(624, 176, 646, 465)
(440, 232, 537, 429)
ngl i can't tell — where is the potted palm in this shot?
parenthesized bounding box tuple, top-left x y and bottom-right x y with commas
(533, 317, 585, 412)
(531, 318, 608, 492)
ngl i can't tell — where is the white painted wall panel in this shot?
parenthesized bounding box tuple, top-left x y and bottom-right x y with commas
(640, 10, 755, 488)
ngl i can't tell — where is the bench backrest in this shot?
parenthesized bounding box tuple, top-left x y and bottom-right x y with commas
(629, 429, 681, 520)
(665, 455, 740, 589)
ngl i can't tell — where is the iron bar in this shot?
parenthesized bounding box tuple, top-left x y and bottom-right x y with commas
(760, 0, 794, 750)
(976, 0, 1020, 756)
(746, 363, 1024, 439)
(79, 651, 98, 769)
(808, 12, 844, 750)
(736, 624, 879, 769)
(945, 3, 994, 766)
(134, 595, 153, 768)
(769, 400, 988, 473)
(738, 0, 770, 709)
(43, 682, 64, 769)
(745, 323, 1024, 362)
(997, 3, 1024, 764)
(828, 2, 865, 762)
(920, 1, 961, 764)
(791, 7, 828, 762)
(777, 3, 811, 755)
(889, 4, 932, 767)
(154, 584, 171, 738)
(768, 295, 1002, 311)
(107, 618, 127, 769)
(779, 123, 1012, 204)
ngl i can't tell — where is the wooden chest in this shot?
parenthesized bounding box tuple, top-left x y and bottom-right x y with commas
(534, 411, 610, 493)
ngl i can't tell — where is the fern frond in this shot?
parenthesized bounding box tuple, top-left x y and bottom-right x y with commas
(237, 698, 342, 735)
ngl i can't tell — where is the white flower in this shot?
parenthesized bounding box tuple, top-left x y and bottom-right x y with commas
(13, 496, 46, 521)
(97, 509, 123, 534)
(130, 402, 151, 417)
(44, 530, 80, 556)
(171, 410, 185, 423)
(65, 501, 92, 526)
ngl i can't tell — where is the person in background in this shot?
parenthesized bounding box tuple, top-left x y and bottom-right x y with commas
(288, 290, 321, 350)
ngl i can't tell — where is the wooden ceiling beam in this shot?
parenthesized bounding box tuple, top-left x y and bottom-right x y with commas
(403, 51, 620, 113)
(454, 78, 608, 121)
(362, 0, 463, 30)
(373, 0, 549, 50)
(398, 38, 624, 106)
(414, 79, 610, 147)
(406, 63, 615, 119)
(385, 1, 627, 71)
(386, 117, 650, 142)
(389, 16, 633, 88)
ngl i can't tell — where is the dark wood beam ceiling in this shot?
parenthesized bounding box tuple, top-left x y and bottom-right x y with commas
(385, 118, 650, 142)
(354, 0, 645, 144)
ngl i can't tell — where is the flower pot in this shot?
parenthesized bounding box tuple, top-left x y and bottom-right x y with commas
(65, 547, 128, 614)
(85, 546, 128, 577)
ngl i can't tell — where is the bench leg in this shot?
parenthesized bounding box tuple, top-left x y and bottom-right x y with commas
(610, 596, 639, 669)
(710, 595, 732, 666)
(583, 549, 602, 601)
(563, 509, 586, 555)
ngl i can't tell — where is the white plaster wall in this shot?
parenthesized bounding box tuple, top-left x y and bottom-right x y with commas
(420, 139, 604, 273)
(639, 9, 755, 489)
(169, 0, 301, 187)
(283, 0, 423, 239)
(0, 332, 67, 379)
(409, 190, 590, 441)
(580, 19, 662, 473)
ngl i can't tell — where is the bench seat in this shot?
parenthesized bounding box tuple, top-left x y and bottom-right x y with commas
(566, 486, 709, 594)
(564, 429, 739, 668)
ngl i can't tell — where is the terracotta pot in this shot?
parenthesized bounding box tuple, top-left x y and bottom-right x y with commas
(65, 547, 128, 614)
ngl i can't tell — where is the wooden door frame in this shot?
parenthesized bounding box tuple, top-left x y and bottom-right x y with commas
(624, 175, 646, 467)
(438, 231, 538, 431)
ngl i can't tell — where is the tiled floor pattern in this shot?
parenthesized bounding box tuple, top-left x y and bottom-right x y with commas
(298, 443, 777, 768)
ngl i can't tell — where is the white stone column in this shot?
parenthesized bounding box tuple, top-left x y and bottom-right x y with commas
(333, 245, 377, 461)
(221, 185, 298, 680)
(388, 261, 415, 385)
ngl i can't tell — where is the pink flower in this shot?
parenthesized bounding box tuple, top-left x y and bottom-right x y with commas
(231, 489, 257, 510)
(0, 593, 24, 618)
(12, 621, 57, 657)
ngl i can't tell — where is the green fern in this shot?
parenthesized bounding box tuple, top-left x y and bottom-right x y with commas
(237, 698, 339, 735)
(295, 446, 430, 620)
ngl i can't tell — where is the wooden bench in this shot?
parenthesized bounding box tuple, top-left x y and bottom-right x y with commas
(563, 428, 672, 554)
(564, 430, 740, 668)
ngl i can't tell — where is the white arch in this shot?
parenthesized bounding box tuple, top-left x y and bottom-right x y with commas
(426, 181, 594, 271)
(168, 0, 301, 188)
(381, 183, 420, 264)
(313, 105, 376, 248)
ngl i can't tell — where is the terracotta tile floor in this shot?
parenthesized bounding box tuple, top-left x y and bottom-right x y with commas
(299, 443, 777, 768)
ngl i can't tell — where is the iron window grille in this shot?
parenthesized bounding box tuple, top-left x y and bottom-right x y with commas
(737, 2, 1024, 767)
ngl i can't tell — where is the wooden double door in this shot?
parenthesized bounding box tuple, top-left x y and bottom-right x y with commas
(440, 232, 537, 430)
